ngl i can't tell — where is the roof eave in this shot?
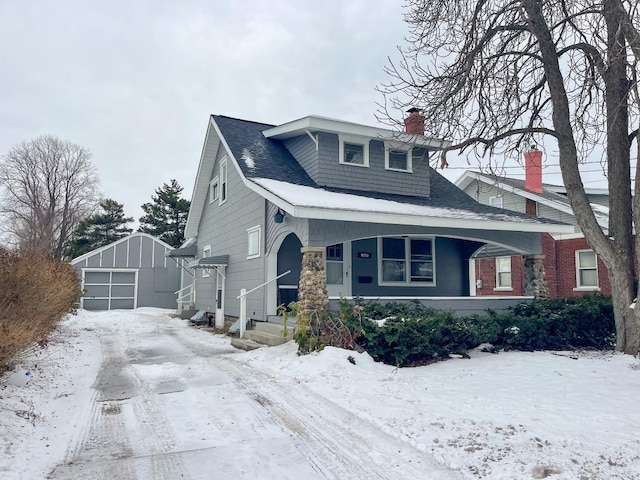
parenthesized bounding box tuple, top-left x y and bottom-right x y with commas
(263, 115, 450, 149)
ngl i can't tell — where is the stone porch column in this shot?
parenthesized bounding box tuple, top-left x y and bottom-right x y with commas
(298, 246, 329, 318)
(523, 254, 549, 299)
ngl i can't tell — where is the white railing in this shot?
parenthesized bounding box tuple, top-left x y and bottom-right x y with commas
(175, 282, 195, 309)
(237, 270, 291, 338)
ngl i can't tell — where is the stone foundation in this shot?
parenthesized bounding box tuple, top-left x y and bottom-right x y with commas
(523, 255, 549, 299)
(298, 246, 329, 318)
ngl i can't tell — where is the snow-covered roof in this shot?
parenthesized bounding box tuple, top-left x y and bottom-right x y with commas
(250, 178, 572, 233)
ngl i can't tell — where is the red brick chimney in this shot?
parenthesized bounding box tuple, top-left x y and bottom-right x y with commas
(524, 146, 543, 194)
(404, 107, 425, 135)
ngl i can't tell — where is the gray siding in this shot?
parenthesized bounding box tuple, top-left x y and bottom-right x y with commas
(536, 203, 576, 225)
(283, 135, 319, 181)
(194, 147, 267, 319)
(463, 181, 527, 213)
(297, 132, 432, 198)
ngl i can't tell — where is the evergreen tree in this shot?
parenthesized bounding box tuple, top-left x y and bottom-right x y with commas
(138, 179, 190, 248)
(67, 198, 133, 258)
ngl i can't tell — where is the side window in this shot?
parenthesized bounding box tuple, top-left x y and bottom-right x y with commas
(247, 226, 261, 259)
(489, 195, 504, 208)
(219, 159, 228, 204)
(495, 256, 512, 289)
(576, 250, 598, 289)
(202, 245, 211, 278)
(209, 176, 219, 204)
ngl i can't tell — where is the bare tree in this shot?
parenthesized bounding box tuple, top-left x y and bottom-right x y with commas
(379, 0, 640, 354)
(0, 135, 100, 259)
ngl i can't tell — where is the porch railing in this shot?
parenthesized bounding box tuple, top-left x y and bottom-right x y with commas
(175, 282, 195, 309)
(237, 270, 291, 338)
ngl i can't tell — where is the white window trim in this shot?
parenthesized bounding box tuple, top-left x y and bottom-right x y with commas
(489, 195, 504, 208)
(219, 158, 228, 205)
(339, 134, 369, 167)
(384, 142, 413, 172)
(377, 236, 436, 287)
(574, 249, 599, 291)
(202, 245, 211, 277)
(209, 176, 219, 204)
(494, 256, 513, 291)
(247, 225, 261, 259)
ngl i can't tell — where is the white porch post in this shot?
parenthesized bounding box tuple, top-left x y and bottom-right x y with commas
(239, 288, 247, 338)
(469, 258, 477, 296)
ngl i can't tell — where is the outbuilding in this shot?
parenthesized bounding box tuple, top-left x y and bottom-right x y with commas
(70, 232, 181, 310)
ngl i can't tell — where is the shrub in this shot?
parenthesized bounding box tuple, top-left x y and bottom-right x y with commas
(336, 295, 615, 367)
(492, 294, 615, 350)
(0, 251, 81, 371)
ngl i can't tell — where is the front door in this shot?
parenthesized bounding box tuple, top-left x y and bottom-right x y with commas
(326, 242, 351, 297)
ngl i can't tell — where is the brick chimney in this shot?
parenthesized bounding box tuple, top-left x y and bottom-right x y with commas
(404, 107, 425, 135)
(524, 146, 543, 194)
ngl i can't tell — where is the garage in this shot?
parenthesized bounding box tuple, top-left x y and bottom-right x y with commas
(71, 233, 182, 310)
(81, 270, 138, 310)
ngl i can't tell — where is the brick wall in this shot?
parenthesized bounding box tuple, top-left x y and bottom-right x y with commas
(474, 255, 524, 296)
(473, 234, 611, 298)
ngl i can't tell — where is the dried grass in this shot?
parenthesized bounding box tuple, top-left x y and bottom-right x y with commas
(0, 251, 80, 372)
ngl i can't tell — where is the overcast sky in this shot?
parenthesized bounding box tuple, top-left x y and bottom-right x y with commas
(0, 0, 611, 227)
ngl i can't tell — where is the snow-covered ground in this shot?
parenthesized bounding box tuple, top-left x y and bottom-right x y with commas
(1, 309, 639, 479)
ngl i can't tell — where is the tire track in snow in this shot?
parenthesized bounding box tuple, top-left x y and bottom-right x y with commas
(48, 329, 186, 479)
(217, 356, 462, 480)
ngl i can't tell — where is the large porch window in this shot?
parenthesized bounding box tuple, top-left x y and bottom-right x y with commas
(378, 237, 435, 285)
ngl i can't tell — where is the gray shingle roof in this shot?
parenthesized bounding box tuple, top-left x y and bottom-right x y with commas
(212, 115, 564, 226)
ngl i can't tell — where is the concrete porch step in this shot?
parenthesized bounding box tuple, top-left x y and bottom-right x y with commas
(254, 321, 294, 337)
(244, 329, 291, 347)
(231, 337, 265, 351)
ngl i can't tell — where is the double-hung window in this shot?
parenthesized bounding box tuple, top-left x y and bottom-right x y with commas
(379, 237, 434, 285)
(576, 250, 598, 289)
(495, 256, 512, 289)
(339, 135, 369, 167)
(384, 142, 412, 172)
(219, 158, 228, 204)
(209, 176, 219, 204)
(202, 245, 211, 278)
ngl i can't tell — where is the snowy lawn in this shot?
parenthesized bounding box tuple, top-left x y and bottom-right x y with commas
(1, 309, 639, 479)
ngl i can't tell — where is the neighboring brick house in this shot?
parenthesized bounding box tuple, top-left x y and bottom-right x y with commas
(456, 151, 611, 298)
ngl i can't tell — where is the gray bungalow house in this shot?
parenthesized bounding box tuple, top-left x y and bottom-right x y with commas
(170, 113, 573, 330)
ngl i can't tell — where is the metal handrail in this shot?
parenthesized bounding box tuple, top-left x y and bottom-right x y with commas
(236, 270, 291, 299)
(237, 270, 291, 338)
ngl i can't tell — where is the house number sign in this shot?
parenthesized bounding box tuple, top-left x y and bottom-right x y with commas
(358, 252, 371, 258)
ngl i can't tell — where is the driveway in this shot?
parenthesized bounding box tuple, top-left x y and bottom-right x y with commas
(47, 312, 459, 479)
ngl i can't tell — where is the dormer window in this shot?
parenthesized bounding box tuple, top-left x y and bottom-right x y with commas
(385, 142, 413, 172)
(339, 134, 369, 167)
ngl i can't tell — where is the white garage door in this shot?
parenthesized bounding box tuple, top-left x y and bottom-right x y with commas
(82, 270, 138, 310)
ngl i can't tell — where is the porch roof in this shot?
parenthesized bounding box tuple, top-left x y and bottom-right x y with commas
(166, 245, 197, 258)
(187, 255, 229, 269)
(250, 178, 574, 234)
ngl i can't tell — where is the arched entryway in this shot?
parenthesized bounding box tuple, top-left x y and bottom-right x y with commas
(275, 233, 302, 308)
